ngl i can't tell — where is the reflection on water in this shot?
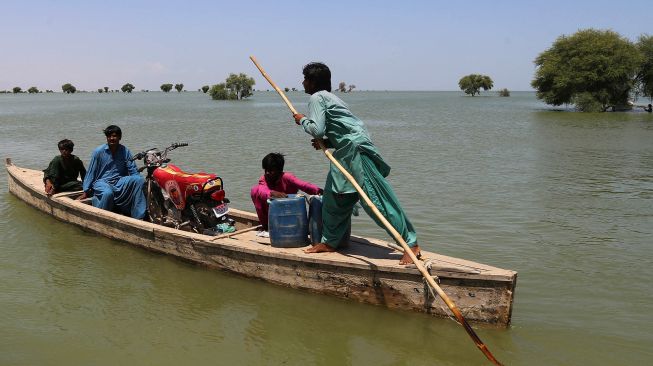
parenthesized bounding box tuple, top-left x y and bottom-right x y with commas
(1, 91, 652, 365)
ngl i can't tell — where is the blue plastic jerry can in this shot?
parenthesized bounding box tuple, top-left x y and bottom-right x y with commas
(268, 194, 309, 248)
(308, 195, 350, 246)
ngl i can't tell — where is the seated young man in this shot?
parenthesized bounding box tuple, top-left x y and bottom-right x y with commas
(43, 139, 86, 195)
(78, 125, 146, 219)
(250, 153, 322, 235)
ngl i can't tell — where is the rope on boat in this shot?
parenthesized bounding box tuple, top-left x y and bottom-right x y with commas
(424, 259, 458, 323)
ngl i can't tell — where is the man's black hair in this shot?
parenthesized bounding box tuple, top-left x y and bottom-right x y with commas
(57, 139, 74, 151)
(303, 62, 332, 92)
(103, 125, 122, 137)
(262, 152, 285, 171)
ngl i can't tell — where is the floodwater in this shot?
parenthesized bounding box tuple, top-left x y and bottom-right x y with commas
(1, 91, 652, 365)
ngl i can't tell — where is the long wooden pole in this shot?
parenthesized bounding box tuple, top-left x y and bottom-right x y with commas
(249, 56, 502, 365)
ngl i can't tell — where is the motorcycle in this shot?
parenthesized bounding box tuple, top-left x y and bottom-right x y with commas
(131, 143, 233, 234)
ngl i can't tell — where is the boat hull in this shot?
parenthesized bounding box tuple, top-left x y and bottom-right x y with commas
(5, 158, 517, 325)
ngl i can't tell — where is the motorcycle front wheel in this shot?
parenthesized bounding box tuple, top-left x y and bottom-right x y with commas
(147, 181, 166, 224)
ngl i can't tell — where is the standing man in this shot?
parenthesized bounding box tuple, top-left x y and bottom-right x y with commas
(78, 125, 146, 219)
(293, 62, 420, 264)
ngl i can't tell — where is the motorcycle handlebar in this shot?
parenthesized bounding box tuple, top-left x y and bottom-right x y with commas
(130, 152, 144, 162)
(131, 143, 188, 163)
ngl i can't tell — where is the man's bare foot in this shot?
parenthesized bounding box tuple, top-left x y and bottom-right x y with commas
(304, 243, 337, 254)
(399, 245, 421, 265)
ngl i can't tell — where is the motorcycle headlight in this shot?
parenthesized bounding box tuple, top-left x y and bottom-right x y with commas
(145, 149, 160, 165)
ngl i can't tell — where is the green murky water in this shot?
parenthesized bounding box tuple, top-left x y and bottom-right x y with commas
(1, 91, 652, 365)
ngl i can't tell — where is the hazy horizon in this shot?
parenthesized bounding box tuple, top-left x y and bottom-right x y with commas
(2, 0, 650, 92)
(2, 88, 539, 93)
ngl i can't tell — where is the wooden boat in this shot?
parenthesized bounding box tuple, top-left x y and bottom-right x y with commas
(5, 158, 517, 326)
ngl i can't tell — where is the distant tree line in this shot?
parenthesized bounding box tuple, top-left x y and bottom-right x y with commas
(1, 72, 277, 102)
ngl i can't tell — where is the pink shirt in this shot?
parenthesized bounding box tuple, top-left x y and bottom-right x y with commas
(250, 172, 321, 229)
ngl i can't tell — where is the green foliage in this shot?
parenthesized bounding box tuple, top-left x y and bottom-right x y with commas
(160, 83, 173, 93)
(572, 92, 604, 112)
(174, 83, 184, 92)
(225, 73, 255, 99)
(61, 83, 76, 94)
(208, 83, 237, 100)
(209, 73, 255, 100)
(121, 83, 135, 93)
(13, 86, 22, 93)
(201, 85, 209, 93)
(458, 74, 494, 96)
(636, 34, 653, 102)
(531, 29, 641, 111)
(28, 86, 39, 93)
(498, 88, 510, 97)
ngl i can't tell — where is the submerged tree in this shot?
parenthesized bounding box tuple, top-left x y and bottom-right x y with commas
(636, 34, 653, 102)
(13, 86, 22, 93)
(61, 83, 76, 94)
(225, 73, 255, 100)
(208, 83, 236, 100)
(121, 83, 135, 93)
(201, 85, 209, 93)
(209, 73, 255, 100)
(531, 29, 641, 112)
(498, 88, 510, 97)
(160, 83, 173, 93)
(104, 86, 109, 93)
(458, 74, 494, 96)
(338, 82, 346, 92)
(175, 83, 184, 92)
(28, 86, 39, 93)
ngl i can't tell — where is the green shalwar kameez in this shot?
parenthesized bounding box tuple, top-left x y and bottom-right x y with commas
(43, 155, 86, 192)
(299, 91, 417, 248)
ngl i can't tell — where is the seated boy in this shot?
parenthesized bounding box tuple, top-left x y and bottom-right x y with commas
(251, 153, 322, 234)
(43, 139, 87, 195)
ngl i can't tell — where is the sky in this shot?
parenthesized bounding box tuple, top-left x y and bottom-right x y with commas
(1, 0, 650, 92)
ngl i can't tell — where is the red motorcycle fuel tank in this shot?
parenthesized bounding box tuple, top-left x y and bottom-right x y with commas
(152, 164, 224, 210)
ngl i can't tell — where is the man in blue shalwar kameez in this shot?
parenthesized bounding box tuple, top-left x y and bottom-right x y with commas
(78, 125, 146, 219)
